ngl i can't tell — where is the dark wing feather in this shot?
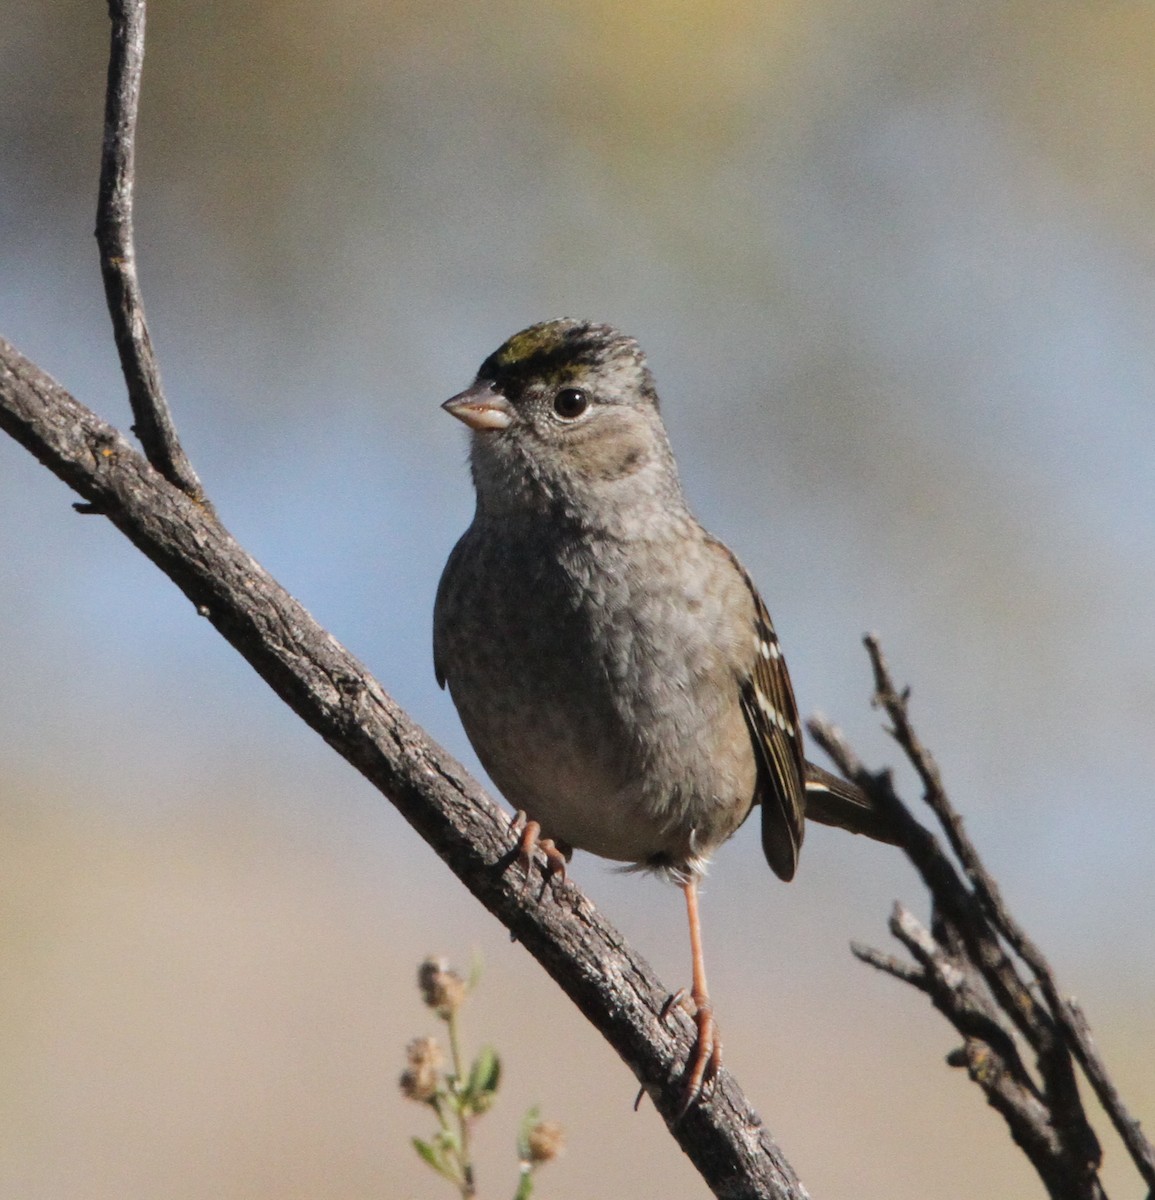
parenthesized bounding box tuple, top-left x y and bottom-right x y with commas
(716, 545, 807, 881)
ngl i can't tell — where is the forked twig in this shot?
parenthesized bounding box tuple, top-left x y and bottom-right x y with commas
(810, 636, 1154, 1199)
(97, 0, 207, 505)
(863, 635, 1155, 1190)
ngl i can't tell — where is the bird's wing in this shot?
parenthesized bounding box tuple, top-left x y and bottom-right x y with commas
(712, 543, 807, 881)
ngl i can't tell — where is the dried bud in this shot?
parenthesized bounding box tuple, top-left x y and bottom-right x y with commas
(525, 1120, 566, 1165)
(418, 956, 467, 1018)
(399, 1036, 443, 1104)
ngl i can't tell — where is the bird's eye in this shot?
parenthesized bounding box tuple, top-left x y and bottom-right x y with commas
(552, 387, 589, 420)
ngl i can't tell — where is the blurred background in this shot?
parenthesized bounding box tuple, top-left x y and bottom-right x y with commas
(2, 1, 1154, 1196)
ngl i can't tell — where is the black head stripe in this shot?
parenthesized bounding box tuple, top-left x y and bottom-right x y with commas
(480, 320, 645, 389)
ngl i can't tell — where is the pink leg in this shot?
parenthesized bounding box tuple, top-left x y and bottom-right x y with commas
(678, 875, 722, 1111)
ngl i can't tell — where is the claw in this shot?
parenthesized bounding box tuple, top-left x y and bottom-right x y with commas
(678, 998, 722, 1117)
(659, 987, 689, 1024)
(655, 983, 721, 1117)
(509, 812, 570, 897)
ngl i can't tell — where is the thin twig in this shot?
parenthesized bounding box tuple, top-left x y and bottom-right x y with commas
(812, 647, 1152, 1196)
(810, 708, 1122, 1196)
(862, 639, 1093, 1149)
(893, 900, 1103, 1200)
(864, 635, 1155, 1191)
(97, 0, 207, 504)
(888, 905, 1039, 1105)
(808, 714, 1050, 1050)
(849, 940, 927, 989)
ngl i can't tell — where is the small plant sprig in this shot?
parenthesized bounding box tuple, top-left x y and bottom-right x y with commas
(514, 1107, 565, 1200)
(400, 957, 564, 1199)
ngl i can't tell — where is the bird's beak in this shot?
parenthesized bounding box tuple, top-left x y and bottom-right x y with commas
(442, 381, 513, 431)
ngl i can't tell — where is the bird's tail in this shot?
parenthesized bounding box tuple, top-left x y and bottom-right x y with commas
(803, 762, 901, 845)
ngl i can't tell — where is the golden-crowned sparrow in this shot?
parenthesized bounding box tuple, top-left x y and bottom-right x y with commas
(434, 318, 889, 1105)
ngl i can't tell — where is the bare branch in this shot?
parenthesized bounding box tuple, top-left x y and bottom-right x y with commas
(849, 940, 927, 989)
(809, 714, 1049, 1051)
(0, 335, 806, 1200)
(811, 641, 1154, 1199)
(1065, 997, 1155, 1191)
(864, 635, 1155, 1192)
(888, 905, 1041, 1107)
(97, 0, 206, 503)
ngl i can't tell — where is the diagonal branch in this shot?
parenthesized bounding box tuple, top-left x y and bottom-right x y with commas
(97, 0, 206, 503)
(0, 335, 805, 1200)
(9, 7, 809, 1192)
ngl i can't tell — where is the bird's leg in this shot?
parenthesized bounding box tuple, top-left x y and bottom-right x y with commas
(675, 874, 722, 1112)
(509, 810, 570, 892)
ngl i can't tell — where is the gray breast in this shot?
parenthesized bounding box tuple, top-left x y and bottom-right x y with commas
(435, 518, 757, 867)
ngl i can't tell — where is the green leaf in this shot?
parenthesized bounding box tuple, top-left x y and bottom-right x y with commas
(464, 1044, 501, 1113)
(412, 1136, 452, 1181)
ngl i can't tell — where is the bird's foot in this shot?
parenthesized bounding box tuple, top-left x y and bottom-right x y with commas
(509, 811, 570, 895)
(657, 987, 722, 1118)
